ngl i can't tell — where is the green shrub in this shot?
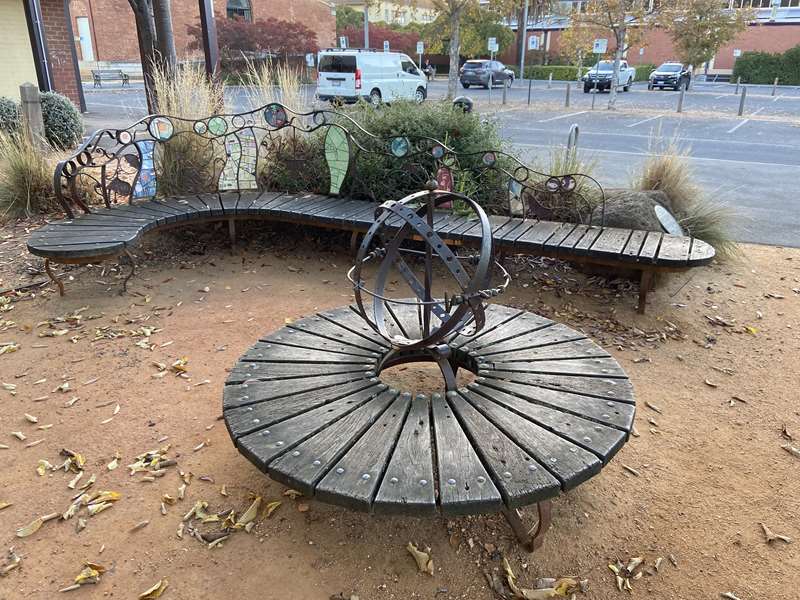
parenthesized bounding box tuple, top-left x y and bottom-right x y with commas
(634, 64, 656, 81)
(39, 92, 83, 149)
(0, 97, 20, 135)
(779, 45, 800, 85)
(523, 65, 580, 81)
(733, 50, 782, 84)
(0, 131, 55, 218)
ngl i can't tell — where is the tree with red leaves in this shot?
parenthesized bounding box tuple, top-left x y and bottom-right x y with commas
(187, 17, 319, 64)
(339, 24, 420, 56)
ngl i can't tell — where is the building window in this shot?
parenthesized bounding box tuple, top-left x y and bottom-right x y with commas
(227, 0, 252, 22)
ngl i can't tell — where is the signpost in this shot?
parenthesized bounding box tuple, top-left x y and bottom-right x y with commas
(592, 38, 608, 54)
(488, 37, 498, 54)
(733, 48, 742, 57)
(339, 36, 347, 49)
(416, 41, 424, 70)
(383, 40, 390, 53)
(527, 35, 539, 51)
(487, 37, 498, 103)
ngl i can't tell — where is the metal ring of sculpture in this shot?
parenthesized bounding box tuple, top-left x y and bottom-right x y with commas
(348, 186, 510, 389)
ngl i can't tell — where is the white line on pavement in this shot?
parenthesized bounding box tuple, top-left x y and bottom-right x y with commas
(773, 94, 784, 102)
(538, 111, 588, 123)
(715, 94, 728, 99)
(727, 119, 750, 134)
(750, 106, 766, 117)
(511, 142, 800, 168)
(87, 101, 147, 110)
(626, 114, 663, 128)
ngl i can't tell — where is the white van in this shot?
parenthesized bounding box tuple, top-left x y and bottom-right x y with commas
(316, 48, 428, 105)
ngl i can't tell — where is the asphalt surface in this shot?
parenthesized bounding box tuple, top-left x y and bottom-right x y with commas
(80, 79, 800, 247)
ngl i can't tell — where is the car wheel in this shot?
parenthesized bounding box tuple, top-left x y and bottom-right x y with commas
(648, 83, 653, 90)
(369, 89, 382, 106)
(659, 86, 664, 90)
(507, 76, 513, 87)
(462, 82, 470, 89)
(623, 78, 632, 92)
(414, 86, 426, 104)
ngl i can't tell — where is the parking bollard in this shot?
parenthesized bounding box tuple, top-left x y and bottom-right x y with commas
(527, 79, 532, 105)
(488, 74, 493, 104)
(502, 79, 507, 105)
(591, 88, 597, 110)
(677, 87, 685, 113)
(772, 77, 779, 96)
(735, 76, 740, 95)
(738, 86, 747, 116)
(548, 73, 553, 89)
(565, 83, 571, 108)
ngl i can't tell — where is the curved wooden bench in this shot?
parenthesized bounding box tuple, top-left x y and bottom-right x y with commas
(223, 304, 635, 547)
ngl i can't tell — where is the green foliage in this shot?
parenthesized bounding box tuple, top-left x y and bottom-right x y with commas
(423, 5, 515, 58)
(0, 98, 20, 135)
(667, 0, 750, 68)
(522, 65, 581, 81)
(733, 46, 800, 85)
(335, 5, 364, 35)
(634, 64, 656, 81)
(0, 131, 55, 219)
(39, 92, 83, 150)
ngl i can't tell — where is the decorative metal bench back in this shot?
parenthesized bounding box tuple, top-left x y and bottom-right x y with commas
(54, 102, 605, 224)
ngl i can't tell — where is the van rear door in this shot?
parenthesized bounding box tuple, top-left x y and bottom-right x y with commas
(318, 54, 358, 98)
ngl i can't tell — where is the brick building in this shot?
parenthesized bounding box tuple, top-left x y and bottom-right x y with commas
(69, 0, 336, 65)
(510, 5, 800, 75)
(0, 0, 84, 108)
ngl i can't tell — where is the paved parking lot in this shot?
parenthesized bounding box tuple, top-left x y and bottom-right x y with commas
(80, 79, 800, 247)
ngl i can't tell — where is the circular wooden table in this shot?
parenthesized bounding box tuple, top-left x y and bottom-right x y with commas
(223, 304, 635, 549)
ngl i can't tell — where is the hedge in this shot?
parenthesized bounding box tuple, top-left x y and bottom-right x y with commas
(507, 63, 655, 82)
(635, 64, 656, 81)
(733, 45, 800, 85)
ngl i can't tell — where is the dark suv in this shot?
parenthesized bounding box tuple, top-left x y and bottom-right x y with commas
(459, 60, 514, 89)
(648, 63, 691, 90)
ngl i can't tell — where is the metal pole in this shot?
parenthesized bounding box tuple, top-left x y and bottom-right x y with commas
(518, 0, 529, 83)
(198, 0, 219, 79)
(567, 123, 579, 151)
(363, 7, 369, 48)
(548, 72, 552, 89)
(527, 78, 532, 105)
(565, 82, 570, 107)
(677, 87, 685, 113)
(734, 76, 740, 94)
(489, 72, 493, 104)
(738, 86, 747, 116)
(502, 78, 507, 105)
(772, 77, 779, 96)
(591, 88, 596, 110)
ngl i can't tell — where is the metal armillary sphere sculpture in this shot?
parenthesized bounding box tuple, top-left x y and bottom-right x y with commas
(348, 182, 510, 391)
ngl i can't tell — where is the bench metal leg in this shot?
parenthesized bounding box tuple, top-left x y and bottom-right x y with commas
(120, 250, 136, 293)
(350, 231, 360, 255)
(44, 259, 65, 296)
(502, 501, 552, 553)
(637, 270, 654, 314)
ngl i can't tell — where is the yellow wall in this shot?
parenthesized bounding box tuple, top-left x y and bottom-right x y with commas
(0, 0, 38, 100)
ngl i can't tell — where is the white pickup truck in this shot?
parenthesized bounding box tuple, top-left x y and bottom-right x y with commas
(581, 60, 636, 93)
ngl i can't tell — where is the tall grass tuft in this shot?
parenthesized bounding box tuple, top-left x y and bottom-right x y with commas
(244, 59, 307, 112)
(632, 135, 738, 259)
(0, 131, 55, 219)
(152, 63, 224, 196)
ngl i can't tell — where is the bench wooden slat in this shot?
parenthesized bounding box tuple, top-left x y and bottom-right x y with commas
(637, 231, 662, 262)
(224, 380, 380, 438)
(236, 384, 392, 470)
(542, 222, 580, 252)
(447, 304, 526, 349)
(460, 388, 605, 487)
(458, 312, 553, 351)
(223, 372, 369, 410)
(373, 394, 437, 515)
(265, 388, 397, 496)
(253, 334, 379, 358)
(315, 393, 411, 510)
(655, 234, 691, 265)
(226, 362, 372, 385)
(572, 225, 603, 255)
(487, 356, 628, 379)
(432, 393, 503, 515)
(516, 221, 563, 248)
(556, 224, 592, 252)
(478, 337, 609, 362)
(242, 344, 378, 364)
(621, 230, 649, 261)
(197, 192, 226, 215)
(689, 238, 715, 265)
(448, 391, 561, 507)
(471, 322, 586, 355)
(480, 368, 635, 406)
(588, 227, 633, 258)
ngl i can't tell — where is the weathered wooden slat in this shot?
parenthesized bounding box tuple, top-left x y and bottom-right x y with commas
(226, 361, 372, 385)
(571, 226, 603, 255)
(621, 230, 648, 261)
(588, 227, 633, 259)
(197, 192, 225, 215)
(479, 337, 609, 362)
(475, 377, 635, 430)
(556, 224, 591, 252)
(688, 238, 715, 265)
(232, 189, 267, 213)
(284, 319, 385, 353)
(447, 304, 526, 349)
(637, 231, 662, 263)
(223, 372, 372, 409)
(459, 313, 554, 352)
(237, 386, 394, 471)
(432, 393, 503, 515)
(241, 344, 379, 364)
(542, 223, 580, 252)
(655, 234, 691, 266)
(448, 391, 561, 506)
(172, 195, 215, 214)
(485, 356, 628, 379)
(315, 393, 411, 510)
(464, 386, 627, 464)
(479, 369, 635, 405)
(460, 388, 603, 490)
(373, 394, 437, 515)
(515, 221, 562, 248)
(24, 241, 126, 258)
(492, 218, 527, 242)
(251, 335, 379, 358)
(265, 388, 398, 494)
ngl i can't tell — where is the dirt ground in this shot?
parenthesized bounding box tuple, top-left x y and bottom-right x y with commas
(0, 221, 798, 600)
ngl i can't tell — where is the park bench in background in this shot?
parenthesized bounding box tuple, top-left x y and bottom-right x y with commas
(91, 69, 130, 87)
(27, 103, 714, 312)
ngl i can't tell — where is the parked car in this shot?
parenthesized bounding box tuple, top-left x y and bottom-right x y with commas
(648, 62, 691, 90)
(316, 48, 428, 105)
(459, 60, 514, 89)
(582, 60, 635, 93)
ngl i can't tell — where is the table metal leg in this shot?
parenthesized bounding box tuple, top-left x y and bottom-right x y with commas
(44, 259, 65, 296)
(502, 500, 552, 552)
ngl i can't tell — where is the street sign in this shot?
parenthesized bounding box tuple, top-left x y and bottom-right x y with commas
(733, 48, 742, 57)
(383, 40, 390, 52)
(638, 47, 645, 56)
(339, 36, 347, 49)
(592, 39, 608, 54)
(527, 36, 539, 51)
(416, 41, 424, 55)
(488, 37, 498, 53)
(305, 53, 315, 67)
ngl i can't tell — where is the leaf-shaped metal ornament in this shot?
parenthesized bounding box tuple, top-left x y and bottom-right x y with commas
(324, 126, 350, 196)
